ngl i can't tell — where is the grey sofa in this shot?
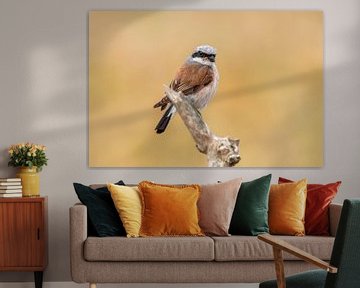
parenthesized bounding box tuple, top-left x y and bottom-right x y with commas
(70, 202, 342, 288)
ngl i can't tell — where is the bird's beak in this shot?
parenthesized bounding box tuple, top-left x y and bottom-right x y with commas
(208, 54, 216, 62)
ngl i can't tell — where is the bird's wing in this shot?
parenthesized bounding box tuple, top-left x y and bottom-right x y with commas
(170, 62, 214, 95)
(153, 62, 214, 110)
(153, 95, 170, 110)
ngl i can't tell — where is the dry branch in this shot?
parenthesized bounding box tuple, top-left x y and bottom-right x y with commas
(164, 85, 241, 167)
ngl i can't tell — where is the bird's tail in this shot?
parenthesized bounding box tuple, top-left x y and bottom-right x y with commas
(155, 105, 176, 134)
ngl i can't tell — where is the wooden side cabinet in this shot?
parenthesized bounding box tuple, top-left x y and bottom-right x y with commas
(0, 197, 47, 288)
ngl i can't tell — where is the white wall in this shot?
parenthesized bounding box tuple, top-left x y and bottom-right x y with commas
(0, 0, 359, 283)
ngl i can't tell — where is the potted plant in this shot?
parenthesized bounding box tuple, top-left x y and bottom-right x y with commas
(8, 142, 48, 197)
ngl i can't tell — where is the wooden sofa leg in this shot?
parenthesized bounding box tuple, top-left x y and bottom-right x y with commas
(89, 283, 96, 288)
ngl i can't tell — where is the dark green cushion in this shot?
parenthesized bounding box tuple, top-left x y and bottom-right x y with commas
(229, 174, 271, 235)
(73, 181, 126, 237)
(260, 269, 327, 288)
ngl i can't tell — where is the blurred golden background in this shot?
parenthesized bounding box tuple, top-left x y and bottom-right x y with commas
(89, 11, 323, 167)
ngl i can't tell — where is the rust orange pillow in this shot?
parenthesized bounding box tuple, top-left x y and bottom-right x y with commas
(279, 177, 341, 236)
(269, 179, 307, 236)
(138, 181, 204, 237)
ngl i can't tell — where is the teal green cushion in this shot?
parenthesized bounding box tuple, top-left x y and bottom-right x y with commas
(260, 269, 327, 288)
(229, 174, 271, 235)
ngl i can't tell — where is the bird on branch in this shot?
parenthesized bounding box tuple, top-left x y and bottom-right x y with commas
(154, 45, 219, 134)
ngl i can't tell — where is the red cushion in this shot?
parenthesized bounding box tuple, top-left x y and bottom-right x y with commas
(278, 177, 341, 236)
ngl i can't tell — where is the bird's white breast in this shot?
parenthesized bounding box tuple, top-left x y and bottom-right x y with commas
(190, 63, 219, 110)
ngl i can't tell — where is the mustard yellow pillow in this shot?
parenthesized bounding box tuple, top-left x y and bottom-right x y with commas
(269, 179, 307, 236)
(138, 181, 204, 237)
(107, 183, 142, 238)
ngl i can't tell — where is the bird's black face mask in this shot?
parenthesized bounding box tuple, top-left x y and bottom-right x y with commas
(192, 51, 216, 62)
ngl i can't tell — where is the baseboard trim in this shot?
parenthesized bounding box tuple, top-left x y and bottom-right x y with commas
(0, 282, 259, 288)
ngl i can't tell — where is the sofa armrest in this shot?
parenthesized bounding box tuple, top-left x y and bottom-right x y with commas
(69, 203, 88, 283)
(329, 203, 342, 237)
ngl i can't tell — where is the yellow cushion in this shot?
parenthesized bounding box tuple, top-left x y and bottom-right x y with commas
(107, 183, 142, 237)
(138, 181, 204, 237)
(269, 179, 307, 236)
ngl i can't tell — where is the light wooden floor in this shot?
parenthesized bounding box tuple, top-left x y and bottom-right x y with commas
(0, 283, 259, 288)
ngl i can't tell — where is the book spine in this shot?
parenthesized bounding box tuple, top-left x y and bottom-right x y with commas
(0, 178, 21, 182)
(0, 190, 23, 193)
(0, 183, 22, 186)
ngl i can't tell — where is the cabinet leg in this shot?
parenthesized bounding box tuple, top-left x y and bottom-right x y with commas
(34, 271, 43, 288)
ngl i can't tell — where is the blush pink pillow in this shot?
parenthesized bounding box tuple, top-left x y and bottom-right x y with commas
(198, 178, 242, 236)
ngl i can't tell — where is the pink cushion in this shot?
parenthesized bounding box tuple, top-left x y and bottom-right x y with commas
(198, 178, 242, 236)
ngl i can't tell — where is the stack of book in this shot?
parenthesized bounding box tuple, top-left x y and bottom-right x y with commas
(0, 178, 22, 197)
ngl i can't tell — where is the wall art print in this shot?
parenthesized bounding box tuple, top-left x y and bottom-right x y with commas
(89, 11, 323, 167)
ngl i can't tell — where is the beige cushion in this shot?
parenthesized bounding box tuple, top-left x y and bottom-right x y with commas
(198, 178, 242, 236)
(212, 235, 334, 261)
(84, 236, 214, 261)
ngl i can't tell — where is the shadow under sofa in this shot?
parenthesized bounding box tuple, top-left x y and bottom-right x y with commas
(70, 202, 342, 287)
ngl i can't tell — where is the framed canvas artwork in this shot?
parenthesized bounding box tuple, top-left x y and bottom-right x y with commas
(89, 11, 323, 167)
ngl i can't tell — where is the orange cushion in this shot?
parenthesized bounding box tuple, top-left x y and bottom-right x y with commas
(278, 177, 341, 235)
(269, 179, 307, 236)
(138, 181, 204, 237)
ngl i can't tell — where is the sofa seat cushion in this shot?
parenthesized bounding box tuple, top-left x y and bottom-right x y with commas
(212, 236, 334, 261)
(84, 236, 214, 261)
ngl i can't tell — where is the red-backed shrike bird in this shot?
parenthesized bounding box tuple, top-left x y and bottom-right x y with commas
(154, 45, 219, 134)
